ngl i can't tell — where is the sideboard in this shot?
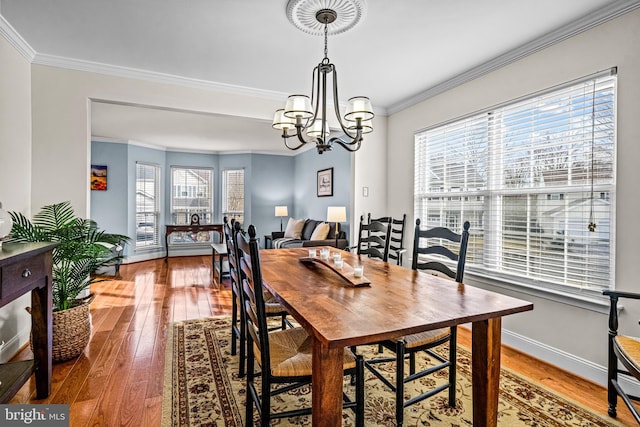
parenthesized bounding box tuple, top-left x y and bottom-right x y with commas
(0, 241, 57, 403)
(164, 224, 223, 259)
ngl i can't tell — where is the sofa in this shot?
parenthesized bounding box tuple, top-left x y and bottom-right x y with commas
(272, 218, 348, 249)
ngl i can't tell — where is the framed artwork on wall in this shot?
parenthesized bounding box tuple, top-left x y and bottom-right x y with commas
(317, 167, 333, 197)
(90, 165, 107, 191)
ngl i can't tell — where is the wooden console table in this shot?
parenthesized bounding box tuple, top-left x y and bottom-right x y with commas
(0, 241, 57, 403)
(165, 224, 223, 259)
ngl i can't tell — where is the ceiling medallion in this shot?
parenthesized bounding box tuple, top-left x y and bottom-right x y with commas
(286, 0, 367, 36)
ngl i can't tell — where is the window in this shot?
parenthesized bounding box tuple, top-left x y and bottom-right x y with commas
(222, 169, 245, 226)
(135, 162, 161, 248)
(414, 70, 616, 293)
(170, 166, 213, 244)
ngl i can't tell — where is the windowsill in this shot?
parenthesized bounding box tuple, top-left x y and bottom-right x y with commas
(464, 271, 612, 314)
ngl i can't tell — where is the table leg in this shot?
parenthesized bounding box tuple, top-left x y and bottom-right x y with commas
(312, 339, 343, 426)
(165, 232, 169, 260)
(471, 317, 502, 427)
(31, 279, 52, 399)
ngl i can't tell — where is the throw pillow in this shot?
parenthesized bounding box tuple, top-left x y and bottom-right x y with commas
(302, 219, 322, 240)
(284, 218, 305, 239)
(310, 222, 331, 240)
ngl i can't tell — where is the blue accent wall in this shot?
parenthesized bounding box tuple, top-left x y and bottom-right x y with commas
(90, 141, 128, 237)
(90, 140, 351, 257)
(293, 147, 352, 239)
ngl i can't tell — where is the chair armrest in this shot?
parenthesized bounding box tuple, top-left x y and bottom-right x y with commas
(271, 231, 285, 239)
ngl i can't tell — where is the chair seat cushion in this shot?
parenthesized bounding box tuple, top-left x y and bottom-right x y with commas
(264, 294, 287, 314)
(614, 335, 640, 373)
(391, 327, 450, 349)
(255, 327, 357, 377)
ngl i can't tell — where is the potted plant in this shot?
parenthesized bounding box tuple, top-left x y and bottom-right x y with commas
(9, 201, 129, 361)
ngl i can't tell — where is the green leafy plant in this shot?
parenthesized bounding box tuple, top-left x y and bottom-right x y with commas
(9, 201, 129, 311)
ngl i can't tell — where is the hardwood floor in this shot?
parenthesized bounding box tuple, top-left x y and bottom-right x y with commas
(10, 255, 637, 426)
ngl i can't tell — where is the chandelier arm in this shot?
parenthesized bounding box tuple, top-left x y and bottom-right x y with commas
(306, 65, 321, 129)
(330, 66, 355, 135)
(330, 136, 362, 152)
(282, 132, 307, 150)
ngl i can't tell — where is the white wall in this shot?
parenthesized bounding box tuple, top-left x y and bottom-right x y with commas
(387, 9, 640, 383)
(0, 34, 33, 361)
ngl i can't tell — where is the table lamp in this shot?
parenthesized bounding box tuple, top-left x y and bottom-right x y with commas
(275, 206, 288, 232)
(327, 206, 347, 248)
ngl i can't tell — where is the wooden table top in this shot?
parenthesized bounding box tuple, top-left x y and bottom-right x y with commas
(259, 247, 533, 348)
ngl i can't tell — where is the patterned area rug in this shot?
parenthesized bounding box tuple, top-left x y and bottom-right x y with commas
(162, 317, 622, 426)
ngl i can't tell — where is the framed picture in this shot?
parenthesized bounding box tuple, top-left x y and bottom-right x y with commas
(90, 165, 107, 191)
(317, 167, 333, 197)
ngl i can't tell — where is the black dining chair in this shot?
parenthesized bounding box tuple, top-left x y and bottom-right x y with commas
(602, 290, 640, 424)
(364, 218, 470, 427)
(226, 219, 291, 378)
(368, 213, 407, 265)
(353, 214, 391, 262)
(236, 224, 365, 427)
(224, 216, 247, 377)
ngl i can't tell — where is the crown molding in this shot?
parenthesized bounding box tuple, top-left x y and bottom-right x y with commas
(0, 14, 35, 61)
(32, 52, 290, 102)
(387, 0, 640, 115)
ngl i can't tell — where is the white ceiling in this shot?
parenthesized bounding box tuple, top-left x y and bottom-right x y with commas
(1, 0, 636, 154)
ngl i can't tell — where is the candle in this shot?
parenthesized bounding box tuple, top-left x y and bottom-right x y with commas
(353, 265, 364, 278)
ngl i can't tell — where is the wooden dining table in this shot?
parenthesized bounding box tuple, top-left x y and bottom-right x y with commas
(258, 247, 534, 427)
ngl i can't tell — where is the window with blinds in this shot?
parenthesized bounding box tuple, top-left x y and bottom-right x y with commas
(135, 162, 161, 248)
(414, 70, 616, 292)
(222, 169, 245, 226)
(170, 166, 214, 244)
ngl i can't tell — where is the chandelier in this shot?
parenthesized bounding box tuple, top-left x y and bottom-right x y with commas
(272, 5, 374, 154)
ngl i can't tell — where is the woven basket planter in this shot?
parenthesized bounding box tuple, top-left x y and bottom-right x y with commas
(28, 294, 94, 363)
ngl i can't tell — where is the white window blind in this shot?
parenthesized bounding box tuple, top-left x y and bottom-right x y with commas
(414, 70, 616, 292)
(222, 169, 245, 226)
(135, 162, 161, 248)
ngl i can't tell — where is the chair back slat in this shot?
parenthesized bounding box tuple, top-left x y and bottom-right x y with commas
(412, 219, 470, 283)
(357, 215, 391, 262)
(369, 213, 406, 265)
(235, 223, 269, 367)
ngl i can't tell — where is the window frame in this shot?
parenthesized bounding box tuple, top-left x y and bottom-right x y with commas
(221, 168, 245, 226)
(413, 69, 617, 302)
(135, 162, 161, 250)
(169, 166, 214, 246)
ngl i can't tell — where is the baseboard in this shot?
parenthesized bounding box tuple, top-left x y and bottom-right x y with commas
(0, 325, 30, 364)
(126, 247, 213, 264)
(502, 328, 640, 396)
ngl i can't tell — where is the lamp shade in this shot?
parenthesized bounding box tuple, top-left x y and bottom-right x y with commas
(275, 206, 288, 217)
(347, 118, 373, 134)
(307, 118, 331, 138)
(272, 109, 297, 131)
(344, 96, 374, 121)
(327, 206, 347, 223)
(284, 95, 313, 119)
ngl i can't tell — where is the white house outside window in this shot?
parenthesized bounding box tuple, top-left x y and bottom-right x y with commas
(170, 166, 213, 245)
(414, 69, 616, 294)
(135, 162, 161, 249)
(222, 169, 245, 226)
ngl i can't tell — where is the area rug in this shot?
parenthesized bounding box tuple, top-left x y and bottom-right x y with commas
(162, 317, 622, 426)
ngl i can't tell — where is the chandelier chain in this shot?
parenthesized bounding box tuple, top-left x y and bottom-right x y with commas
(323, 18, 329, 60)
